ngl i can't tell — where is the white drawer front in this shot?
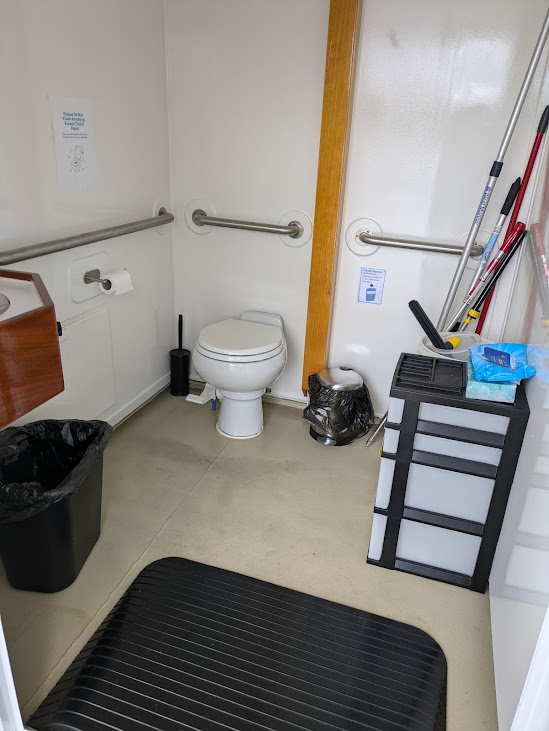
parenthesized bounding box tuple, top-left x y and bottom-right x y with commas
(418, 402, 509, 435)
(413, 432, 502, 466)
(382, 428, 400, 454)
(405, 463, 494, 523)
(368, 514, 387, 561)
(375, 458, 396, 510)
(388, 397, 405, 424)
(396, 520, 481, 576)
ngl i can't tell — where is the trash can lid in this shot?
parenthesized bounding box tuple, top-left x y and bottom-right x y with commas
(317, 367, 363, 391)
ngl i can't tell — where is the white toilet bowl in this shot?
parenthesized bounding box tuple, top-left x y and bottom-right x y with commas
(191, 311, 287, 438)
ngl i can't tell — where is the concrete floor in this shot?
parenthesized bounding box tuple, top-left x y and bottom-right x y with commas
(0, 392, 498, 729)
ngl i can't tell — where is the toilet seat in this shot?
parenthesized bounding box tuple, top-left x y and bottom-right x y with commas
(196, 319, 285, 362)
(195, 340, 285, 363)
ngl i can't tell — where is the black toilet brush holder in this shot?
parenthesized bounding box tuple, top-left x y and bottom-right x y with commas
(170, 315, 190, 397)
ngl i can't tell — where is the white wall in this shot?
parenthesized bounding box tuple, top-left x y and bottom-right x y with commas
(0, 0, 174, 426)
(329, 0, 549, 414)
(165, 0, 329, 402)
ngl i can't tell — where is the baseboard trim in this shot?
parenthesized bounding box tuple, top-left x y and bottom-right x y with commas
(107, 373, 171, 427)
(263, 393, 306, 410)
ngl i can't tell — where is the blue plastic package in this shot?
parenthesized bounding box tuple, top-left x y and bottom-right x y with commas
(469, 343, 536, 382)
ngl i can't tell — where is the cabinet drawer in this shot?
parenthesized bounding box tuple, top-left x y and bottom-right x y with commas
(388, 397, 405, 424)
(374, 458, 396, 510)
(418, 402, 509, 435)
(413, 432, 502, 466)
(382, 428, 400, 454)
(405, 462, 494, 523)
(368, 513, 387, 561)
(396, 520, 481, 576)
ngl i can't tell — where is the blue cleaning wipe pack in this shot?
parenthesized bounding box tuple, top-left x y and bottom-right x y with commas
(469, 343, 536, 382)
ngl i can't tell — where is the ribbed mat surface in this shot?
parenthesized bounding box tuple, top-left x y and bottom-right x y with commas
(31, 557, 447, 730)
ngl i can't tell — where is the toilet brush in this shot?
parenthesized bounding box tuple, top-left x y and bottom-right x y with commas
(170, 315, 190, 396)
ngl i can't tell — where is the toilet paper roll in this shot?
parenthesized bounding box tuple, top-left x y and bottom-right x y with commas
(99, 269, 133, 295)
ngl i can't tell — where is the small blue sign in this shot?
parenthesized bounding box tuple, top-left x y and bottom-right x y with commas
(357, 267, 386, 305)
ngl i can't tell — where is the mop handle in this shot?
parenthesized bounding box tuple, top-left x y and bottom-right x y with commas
(459, 231, 527, 330)
(466, 177, 521, 283)
(476, 234, 526, 309)
(480, 221, 526, 284)
(475, 105, 549, 333)
(438, 8, 549, 330)
(507, 106, 549, 237)
(479, 177, 521, 265)
(459, 223, 525, 328)
(445, 179, 521, 329)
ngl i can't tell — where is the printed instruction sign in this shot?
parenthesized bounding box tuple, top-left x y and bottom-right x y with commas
(49, 97, 97, 189)
(357, 267, 386, 305)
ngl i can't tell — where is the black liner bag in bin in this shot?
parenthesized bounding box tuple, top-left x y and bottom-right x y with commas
(0, 420, 112, 592)
(303, 374, 374, 445)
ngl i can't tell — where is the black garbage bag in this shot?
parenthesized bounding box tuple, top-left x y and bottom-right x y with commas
(303, 374, 374, 445)
(0, 419, 113, 523)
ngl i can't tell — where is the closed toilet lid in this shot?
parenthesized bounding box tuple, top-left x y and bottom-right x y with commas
(197, 319, 283, 356)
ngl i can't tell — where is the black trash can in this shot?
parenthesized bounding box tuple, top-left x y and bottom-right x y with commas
(0, 419, 112, 593)
(303, 367, 374, 446)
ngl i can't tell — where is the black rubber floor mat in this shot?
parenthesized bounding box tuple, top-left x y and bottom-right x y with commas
(30, 557, 447, 730)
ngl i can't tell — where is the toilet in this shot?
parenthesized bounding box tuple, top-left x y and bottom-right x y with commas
(189, 311, 287, 438)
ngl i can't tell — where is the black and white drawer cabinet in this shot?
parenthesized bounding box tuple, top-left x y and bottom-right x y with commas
(367, 354, 530, 592)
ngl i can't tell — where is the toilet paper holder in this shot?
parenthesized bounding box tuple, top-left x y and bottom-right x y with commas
(83, 268, 112, 290)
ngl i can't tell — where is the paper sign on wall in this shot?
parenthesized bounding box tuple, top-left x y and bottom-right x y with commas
(49, 97, 97, 189)
(357, 267, 386, 305)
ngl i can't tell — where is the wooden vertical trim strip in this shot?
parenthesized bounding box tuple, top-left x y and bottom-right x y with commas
(302, 0, 361, 394)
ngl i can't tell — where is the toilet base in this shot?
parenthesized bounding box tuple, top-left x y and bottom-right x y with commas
(216, 423, 263, 440)
(216, 388, 265, 439)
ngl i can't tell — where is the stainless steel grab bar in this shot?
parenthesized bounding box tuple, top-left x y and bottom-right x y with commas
(192, 209, 303, 238)
(358, 231, 484, 258)
(0, 208, 174, 265)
